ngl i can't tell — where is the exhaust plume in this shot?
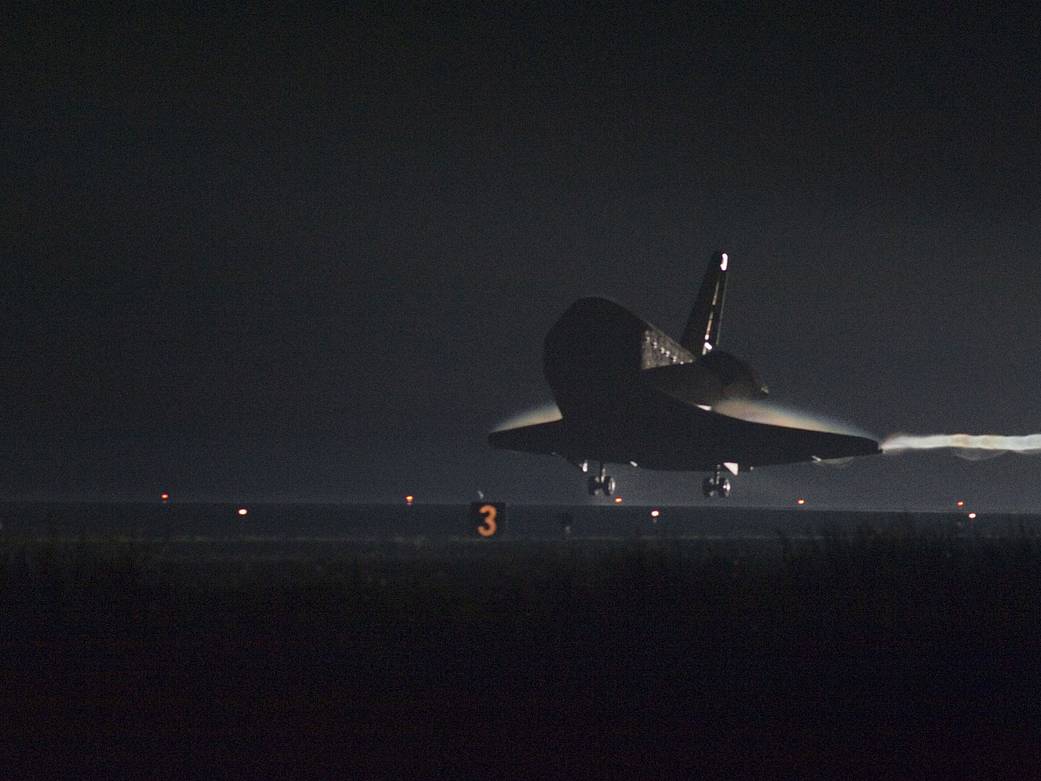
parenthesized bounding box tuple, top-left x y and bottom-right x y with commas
(882, 433, 1041, 460)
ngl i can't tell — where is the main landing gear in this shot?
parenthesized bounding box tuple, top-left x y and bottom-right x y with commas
(587, 463, 616, 496)
(702, 467, 731, 498)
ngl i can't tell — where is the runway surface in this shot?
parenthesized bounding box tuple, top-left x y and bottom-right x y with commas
(0, 501, 1031, 542)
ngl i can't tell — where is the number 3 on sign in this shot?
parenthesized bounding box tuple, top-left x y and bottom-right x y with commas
(476, 504, 497, 537)
(470, 501, 504, 538)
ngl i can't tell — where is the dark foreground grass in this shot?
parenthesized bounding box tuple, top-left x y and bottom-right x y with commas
(3, 527, 1041, 776)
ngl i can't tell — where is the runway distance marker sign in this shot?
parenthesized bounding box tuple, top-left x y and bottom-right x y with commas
(471, 503, 506, 538)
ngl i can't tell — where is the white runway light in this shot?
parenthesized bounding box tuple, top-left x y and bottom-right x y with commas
(882, 433, 1041, 459)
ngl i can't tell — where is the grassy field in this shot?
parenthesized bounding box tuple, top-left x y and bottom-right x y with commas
(3, 525, 1041, 775)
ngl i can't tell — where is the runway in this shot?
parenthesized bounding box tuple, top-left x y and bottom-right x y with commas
(0, 501, 1033, 541)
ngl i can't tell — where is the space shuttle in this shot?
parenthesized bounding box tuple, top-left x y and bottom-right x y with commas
(489, 252, 880, 497)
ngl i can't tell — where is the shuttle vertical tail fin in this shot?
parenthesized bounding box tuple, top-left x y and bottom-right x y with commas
(681, 251, 729, 356)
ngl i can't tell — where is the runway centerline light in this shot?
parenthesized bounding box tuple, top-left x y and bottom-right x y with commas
(160, 492, 170, 502)
(237, 507, 248, 517)
(796, 498, 807, 506)
(968, 512, 977, 520)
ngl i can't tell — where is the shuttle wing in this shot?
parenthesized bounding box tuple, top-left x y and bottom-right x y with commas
(489, 394, 880, 471)
(678, 400, 881, 469)
(488, 419, 564, 455)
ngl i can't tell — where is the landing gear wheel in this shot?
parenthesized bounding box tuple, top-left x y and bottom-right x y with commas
(586, 465, 616, 497)
(702, 471, 733, 498)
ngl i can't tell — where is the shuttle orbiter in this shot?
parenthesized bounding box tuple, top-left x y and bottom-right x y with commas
(489, 252, 880, 497)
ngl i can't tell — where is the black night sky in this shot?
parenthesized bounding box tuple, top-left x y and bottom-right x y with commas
(5, 4, 1041, 508)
